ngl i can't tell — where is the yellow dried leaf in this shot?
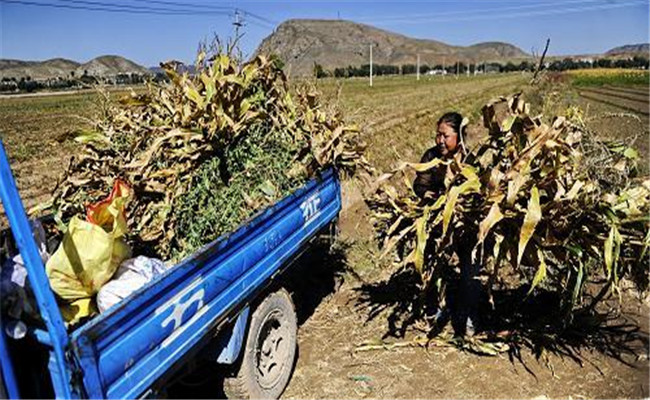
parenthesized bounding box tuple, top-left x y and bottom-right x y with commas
(478, 202, 503, 244)
(604, 226, 614, 278)
(184, 83, 204, 109)
(442, 177, 480, 237)
(414, 206, 431, 274)
(518, 186, 541, 266)
(502, 116, 516, 132)
(527, 249, 547, 295)
(405, 158, 447, 172)
(506, 172, 526, 206)
(387, 216, 404, 236)
(565, 180, 584, 200)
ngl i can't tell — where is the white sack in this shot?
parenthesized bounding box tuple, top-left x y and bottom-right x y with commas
(97, 256, 168, 313)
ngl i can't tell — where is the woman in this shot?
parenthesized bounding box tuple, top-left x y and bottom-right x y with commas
(413, 112, 467, 199)
(413, 112, 480, 338)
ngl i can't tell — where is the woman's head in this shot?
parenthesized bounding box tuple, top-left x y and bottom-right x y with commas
(436, 112, 465, 157)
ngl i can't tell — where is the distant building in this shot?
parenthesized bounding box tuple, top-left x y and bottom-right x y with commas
(485, 64, 501, 73)
(427, 69, 447, 75)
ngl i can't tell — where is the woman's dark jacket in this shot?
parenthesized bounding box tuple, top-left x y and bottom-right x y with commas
(413, 147, 447, 199)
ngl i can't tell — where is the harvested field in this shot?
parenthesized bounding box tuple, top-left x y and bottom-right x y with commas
(580, 86, 649, 105)
(314, 74, 528, 171)
(601, 84, 649, 97)
(281, 75, 649, 400)
(573, 84, 649, 174)
(577, 86, 649, 116)
(0, 88, 143, 212)
(0, 73, 648, 399)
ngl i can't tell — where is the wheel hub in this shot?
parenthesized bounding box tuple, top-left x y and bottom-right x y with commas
(255, 309, 289, 389)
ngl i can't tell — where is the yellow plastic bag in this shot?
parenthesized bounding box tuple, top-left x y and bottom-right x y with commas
(46, 180, 132, 322)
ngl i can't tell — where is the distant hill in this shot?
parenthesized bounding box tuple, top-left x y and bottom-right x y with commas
(254, 19, 530, 76)
(605, 43, 649, 56)
(0, 59, 39, 70)
(0, 58, 80, 79)
(75, 55, 150, 77)
(149, 63, 196, 75)
(0, 56, 149, 80)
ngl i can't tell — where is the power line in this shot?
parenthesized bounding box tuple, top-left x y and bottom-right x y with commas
(1, 0, 279, 30)
(356, 0, 611, 22)
(57, 0, 231, 14)
(129, 0, 279, 26)
(127, 0, 231, 11)
(1, 0, 278, 28)
(0, 0, 230, 15)
(240, 10, 278, 27)
(364, 1, 646, 24)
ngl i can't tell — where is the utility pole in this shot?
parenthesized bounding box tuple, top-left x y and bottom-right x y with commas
(417, 54, 420, 81)
(233, 9, 243, 37)
(369, 44, 373, 87)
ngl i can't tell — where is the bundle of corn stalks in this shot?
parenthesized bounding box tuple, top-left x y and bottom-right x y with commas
(47, 50, 368, 260)
(367, 93, 649, 322)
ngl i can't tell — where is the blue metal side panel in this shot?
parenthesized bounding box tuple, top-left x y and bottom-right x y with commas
(0, 141, 78, 399)
(70, 168, 341, 399)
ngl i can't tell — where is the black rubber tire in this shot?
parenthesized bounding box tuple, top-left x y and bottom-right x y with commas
(0, 372, 7, 400)
(223, 288, 297, 399)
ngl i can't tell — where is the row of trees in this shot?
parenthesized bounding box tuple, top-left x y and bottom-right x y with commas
(546, 55, 649, 71)
(0, 73, 150, 93)
(315, 56, 650, 78)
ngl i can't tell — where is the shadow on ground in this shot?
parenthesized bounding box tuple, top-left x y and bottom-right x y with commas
(283, 240, 350, 325)
(355, 267, 649, 374)
(165, 240, 350, 399)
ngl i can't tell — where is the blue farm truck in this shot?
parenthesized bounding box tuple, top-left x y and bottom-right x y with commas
(0, 141, 341, 399)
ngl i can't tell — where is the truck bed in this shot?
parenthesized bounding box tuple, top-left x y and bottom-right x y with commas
(0, 138, 340, 399)
(68, 168, 341, 398)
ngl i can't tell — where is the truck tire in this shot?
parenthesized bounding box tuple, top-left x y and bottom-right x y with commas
(0, 373, 7, 400)
(223, 288, 297, 399)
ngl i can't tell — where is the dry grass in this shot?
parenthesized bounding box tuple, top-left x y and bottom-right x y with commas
(312, 73, 529, 172)
(0, 89, 142, 211)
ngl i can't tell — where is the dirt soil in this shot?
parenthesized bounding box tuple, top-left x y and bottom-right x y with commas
(283, 268, 648, 399)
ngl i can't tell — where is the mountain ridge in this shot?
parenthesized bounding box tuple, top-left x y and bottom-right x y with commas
(0, 55, 150, 80)
(254, 19, 531, 76)
(605, 43, 649, 56)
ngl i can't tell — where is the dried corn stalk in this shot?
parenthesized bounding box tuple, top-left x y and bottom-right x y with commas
(367, 93, 649, 321)
(48, 51, 369, 260)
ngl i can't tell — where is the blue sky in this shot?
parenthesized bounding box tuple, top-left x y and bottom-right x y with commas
(1, 0, 648, 67)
